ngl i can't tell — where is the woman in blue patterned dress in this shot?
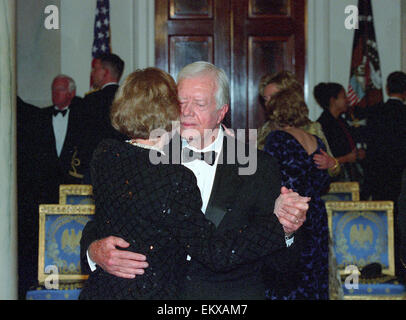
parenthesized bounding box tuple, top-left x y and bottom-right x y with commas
(263, 88, 331, 300)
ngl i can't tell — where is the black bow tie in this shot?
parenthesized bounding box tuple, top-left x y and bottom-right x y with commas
(53, 108, 68, 117)
(182, 148, 217, 166)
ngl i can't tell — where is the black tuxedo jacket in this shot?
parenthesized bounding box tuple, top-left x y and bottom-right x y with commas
(317, 110, 354, 158)
(35, 97, 93, 204)
(83, 84, 127, 149)
(365, 99, 406, 201)
(176, 135, 302, 299)
(397, 168, 406, 266)
(80, 134, 303, 299)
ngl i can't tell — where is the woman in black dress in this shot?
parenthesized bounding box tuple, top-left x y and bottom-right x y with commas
(315, 82, 366, 184)
(79, 67, 297, 300)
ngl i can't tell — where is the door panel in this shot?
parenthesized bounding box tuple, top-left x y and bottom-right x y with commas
(155, 0, 304, 130)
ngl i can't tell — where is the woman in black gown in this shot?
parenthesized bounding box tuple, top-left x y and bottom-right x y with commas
(263, 88, 330, 300)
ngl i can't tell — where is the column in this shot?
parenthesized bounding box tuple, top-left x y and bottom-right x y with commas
(306, 0, 331, 121)
(0, 0, 18, 300)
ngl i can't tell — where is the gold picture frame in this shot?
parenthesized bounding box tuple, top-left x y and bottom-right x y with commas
(325, 201, 395, 277)
(323, 182, 360, 202)
(59, 184, 93, 205)
(38, 204, 95, 285)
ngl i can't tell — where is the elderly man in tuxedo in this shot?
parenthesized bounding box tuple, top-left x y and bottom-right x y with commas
(37, 75, 92, 204)
(81, 62, 310, 299)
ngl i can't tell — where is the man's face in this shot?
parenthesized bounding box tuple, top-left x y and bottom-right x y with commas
(333, 89, 348, 113)
(91, 59, 106, 89)
(52, 78, 74, 109)
(178, 75, 228, 148)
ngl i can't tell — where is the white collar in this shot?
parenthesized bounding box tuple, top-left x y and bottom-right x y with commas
(54, 105, 70, 111)
(388, 96, 405, 103)
(182, 126, 224, 153)
(102, 82, 118, 89)
(126, 139, 165, 155)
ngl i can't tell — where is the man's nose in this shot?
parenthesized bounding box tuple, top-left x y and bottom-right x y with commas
(181, 101, 194, 116)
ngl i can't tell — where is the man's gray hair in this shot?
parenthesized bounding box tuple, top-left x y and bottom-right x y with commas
(53, 74, 76, 92)
(177, 61, 230, 110)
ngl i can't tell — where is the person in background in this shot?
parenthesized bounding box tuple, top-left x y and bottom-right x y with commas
(257, 71, 340, 178)
(314, 82, 366, 190)
(84, 53, 127, 150)
(368, 71, 406, 279)
(17, 97, 41, 299)
(36, 75, 91, 205)
(263, 87, 330, 300)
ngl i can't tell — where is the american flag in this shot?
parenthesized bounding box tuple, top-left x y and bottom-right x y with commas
(347, 0, 383, 109)
(91, 0, 111, 58)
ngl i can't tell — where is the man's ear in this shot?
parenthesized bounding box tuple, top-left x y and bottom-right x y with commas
(217, 104, 229, 124)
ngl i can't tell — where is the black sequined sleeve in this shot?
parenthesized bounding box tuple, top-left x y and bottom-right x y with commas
(162, 168, 288, 272)
(92, 139, 288, 273)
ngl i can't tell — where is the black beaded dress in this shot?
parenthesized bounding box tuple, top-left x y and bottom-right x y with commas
(79, 139, 288, 300)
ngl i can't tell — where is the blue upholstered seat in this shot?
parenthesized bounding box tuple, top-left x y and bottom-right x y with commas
(322, 182, 360, 202)
(59, 184, 94, 205)
(26, 202, 94, 300)
(326, 201, 406, 300)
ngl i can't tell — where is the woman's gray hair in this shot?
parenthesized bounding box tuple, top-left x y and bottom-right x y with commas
(177, 61, 230, 110)
(53, 74, 76, 92)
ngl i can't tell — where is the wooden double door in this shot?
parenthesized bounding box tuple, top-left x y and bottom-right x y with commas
(155, 0, 305, 130)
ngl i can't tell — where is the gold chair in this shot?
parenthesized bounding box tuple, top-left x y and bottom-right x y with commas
(326, 201, 406, 300)
(26, 204, 94, 300)
(59, 184, 94, 205)
(322, 182, 360, 202)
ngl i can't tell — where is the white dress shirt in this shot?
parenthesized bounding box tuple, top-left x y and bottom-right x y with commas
(52, 106, 70, 157)
(181, 127, 224, 214)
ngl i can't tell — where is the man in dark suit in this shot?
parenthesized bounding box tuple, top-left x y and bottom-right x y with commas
(80, 62, 310, 299)
(84, 53, 126, 150)
(36, 75, 92, 204)
(365, 71, 406, 203)
(365, 71, 406, 279)
(17, 97, 41, 299)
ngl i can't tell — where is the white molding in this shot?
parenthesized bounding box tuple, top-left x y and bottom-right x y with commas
(402, 0, 406, 72)
(306, 0, 330, 121)
(133, 0, 155, 69)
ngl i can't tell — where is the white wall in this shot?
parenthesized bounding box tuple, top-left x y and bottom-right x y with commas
(0, 0, 18, 299)
(402, 0, 406, 72)
(16, 0, 61, 107)
(60, 0, 135, 98)
(306, 0, 402, 120)
(17, 0, 402, 114)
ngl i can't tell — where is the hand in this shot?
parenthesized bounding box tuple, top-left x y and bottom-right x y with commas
(357, 148, 366, 160)
(274, 186, 310, 234)
(88, 236, 149, 279)
(347, 149, 358, 163)
(313, 149, 336, 170)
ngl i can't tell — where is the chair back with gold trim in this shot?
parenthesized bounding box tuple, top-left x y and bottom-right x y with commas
(59, 184, 94, 205)
(326, 201, 406, 299)
(326, 201, 394, 276)
(322, 182, 360, 202)
(38, 204, 94, 285)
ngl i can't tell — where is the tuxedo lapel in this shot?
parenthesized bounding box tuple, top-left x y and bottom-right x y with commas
(44, 108, 58, 159)
(205, 137, 243, 228)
